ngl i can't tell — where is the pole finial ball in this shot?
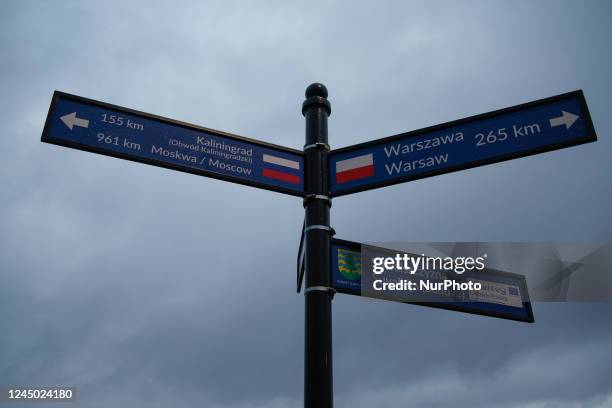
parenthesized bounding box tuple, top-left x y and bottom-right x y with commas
(305, 83, 328, 99)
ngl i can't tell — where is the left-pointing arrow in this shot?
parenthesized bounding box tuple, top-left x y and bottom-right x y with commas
(60, 112, 89, 130)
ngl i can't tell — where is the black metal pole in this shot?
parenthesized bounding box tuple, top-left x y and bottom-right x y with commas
(302, 83, 333, 408)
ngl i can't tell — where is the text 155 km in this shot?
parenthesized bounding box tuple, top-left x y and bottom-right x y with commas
(101, 113, 144, 131)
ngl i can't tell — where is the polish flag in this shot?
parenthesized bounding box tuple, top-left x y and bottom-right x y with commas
(262, 154, 301, 184)
(336, 154, 374, 184)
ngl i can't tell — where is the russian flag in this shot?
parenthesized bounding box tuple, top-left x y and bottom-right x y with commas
(336, 154, 374, 183)
(262, 154, 301, 184)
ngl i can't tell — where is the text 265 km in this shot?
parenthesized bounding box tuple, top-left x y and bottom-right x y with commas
(475, 122, 542, 147)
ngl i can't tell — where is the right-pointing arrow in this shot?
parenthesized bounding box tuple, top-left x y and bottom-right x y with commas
(60, 112, 89, 130)
(549, 111, 579, 130)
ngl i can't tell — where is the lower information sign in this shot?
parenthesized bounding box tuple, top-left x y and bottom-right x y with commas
(331, 239, 534, 323)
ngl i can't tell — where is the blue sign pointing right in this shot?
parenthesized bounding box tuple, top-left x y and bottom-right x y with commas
(330, 90, 596, 196)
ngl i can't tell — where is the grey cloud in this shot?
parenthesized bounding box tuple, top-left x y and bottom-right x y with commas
(1, 0, 612, 407)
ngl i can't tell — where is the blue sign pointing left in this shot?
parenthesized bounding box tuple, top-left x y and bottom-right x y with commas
(42, 91, 305, 196)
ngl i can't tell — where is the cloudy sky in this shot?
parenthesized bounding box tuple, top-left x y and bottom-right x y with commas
(1, 1, 611, 407)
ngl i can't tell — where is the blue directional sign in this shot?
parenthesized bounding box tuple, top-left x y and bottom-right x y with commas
(331, 239, 534, 323)
(42, 91, 305, 196)
(330, 91, 596, 196)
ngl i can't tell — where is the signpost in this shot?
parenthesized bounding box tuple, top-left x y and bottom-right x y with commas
(330, 91, 596, 196)
(331, 239, 534, 323)
(301, 84, 333, 408)
(41, 85, 597, 408)
(42, 91, 305, 196)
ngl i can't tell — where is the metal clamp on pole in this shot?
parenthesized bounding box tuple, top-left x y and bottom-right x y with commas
(303, 194, 332, 208)
(304, 285, 336, 298)
(304, 225, 336, 236)
(303, 142, 330, 151)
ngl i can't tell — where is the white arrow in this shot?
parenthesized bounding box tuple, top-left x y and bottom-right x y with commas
(60, 112, 89, 130)
(549, 111, 579, 130)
